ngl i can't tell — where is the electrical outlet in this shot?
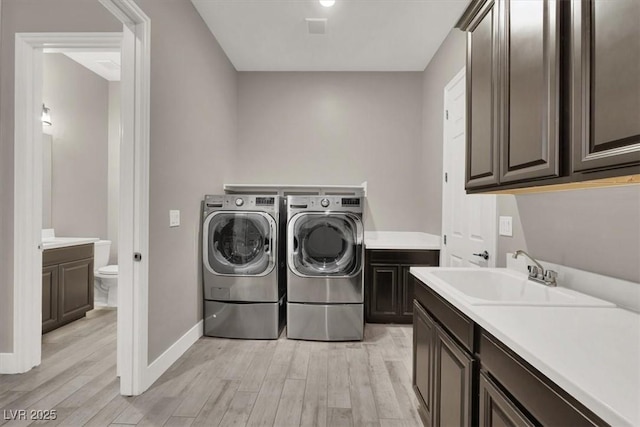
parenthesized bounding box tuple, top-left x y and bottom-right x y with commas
(169, 210, 180, 227)
(499, 216, 513, 237)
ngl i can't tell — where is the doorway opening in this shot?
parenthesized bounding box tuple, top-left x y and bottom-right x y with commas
(7, 0, 151, 396)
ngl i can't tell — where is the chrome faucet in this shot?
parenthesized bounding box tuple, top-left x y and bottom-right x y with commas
(512, 250, 558, 287)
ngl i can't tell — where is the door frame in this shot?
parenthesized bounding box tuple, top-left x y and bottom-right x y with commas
(6, 0, 151, 396)
(441, 67, 497, 267)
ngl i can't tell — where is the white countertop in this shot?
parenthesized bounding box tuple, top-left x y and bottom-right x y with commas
(42, 237, 99, 250)
(364, 231, 441, 250)
(411, 267, 640, 427)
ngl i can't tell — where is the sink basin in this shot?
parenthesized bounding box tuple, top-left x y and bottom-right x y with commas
(428, 269, 615, 307)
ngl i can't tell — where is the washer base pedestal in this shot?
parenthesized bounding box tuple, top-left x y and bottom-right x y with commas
(204, 297, 285, 339)
(287, 302, 363, 341)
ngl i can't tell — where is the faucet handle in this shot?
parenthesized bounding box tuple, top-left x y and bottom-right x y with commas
(544, 270, 558, 286)
(527, 265, 539, 278)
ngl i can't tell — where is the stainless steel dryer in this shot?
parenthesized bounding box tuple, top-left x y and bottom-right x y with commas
(202, 194, 286, 339)
(286, 195, 365, 341)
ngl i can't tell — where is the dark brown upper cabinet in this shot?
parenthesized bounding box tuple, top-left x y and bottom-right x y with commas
(458, 0, 640, 193)
(465, 0, 500, 189)
(499, 0, 561, 183)
(570, 0, 640, 173)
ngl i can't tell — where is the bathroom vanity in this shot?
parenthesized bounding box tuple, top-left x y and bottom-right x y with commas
(42, 243, 95, 333)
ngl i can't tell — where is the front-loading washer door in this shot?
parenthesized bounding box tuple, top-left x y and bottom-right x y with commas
(288, 212, 363, 278)
(203, 211, 276, 276)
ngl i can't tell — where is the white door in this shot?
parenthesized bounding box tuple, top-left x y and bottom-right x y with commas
(441, 68, 497, 268)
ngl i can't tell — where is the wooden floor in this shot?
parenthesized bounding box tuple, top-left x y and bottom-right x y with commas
(0, 309, 421, 427)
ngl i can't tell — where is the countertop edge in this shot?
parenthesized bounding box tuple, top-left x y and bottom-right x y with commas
(364, 232, 441, 250)
(42, 238, 99, 250)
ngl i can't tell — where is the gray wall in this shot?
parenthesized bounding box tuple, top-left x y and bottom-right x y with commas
(43, 53, 109, 240)
(134, 0, 237, 362)
(0, 0, 120, 353)
(235, 72, 424, 232)
(107, 82, 120, 264)
(420, 28, 467, 235)
(497, 187, 640, 283)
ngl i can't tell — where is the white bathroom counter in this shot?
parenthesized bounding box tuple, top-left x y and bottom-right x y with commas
(411, 267, 640, 427)
(364, 231, 441, 250)
(42, 237, 99, 250)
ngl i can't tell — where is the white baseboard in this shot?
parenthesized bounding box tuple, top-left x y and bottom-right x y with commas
(0, 353, 18, 374)
(143, 320, 203, 390)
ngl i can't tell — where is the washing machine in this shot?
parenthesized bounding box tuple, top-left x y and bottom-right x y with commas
(286, 195, 365, 341)
(202, 194, 286, 339)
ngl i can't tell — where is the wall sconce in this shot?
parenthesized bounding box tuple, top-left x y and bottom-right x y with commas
(41, 104, 52, 126)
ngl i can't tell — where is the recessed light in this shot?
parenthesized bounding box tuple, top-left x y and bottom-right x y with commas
(319, 0, 335, 8)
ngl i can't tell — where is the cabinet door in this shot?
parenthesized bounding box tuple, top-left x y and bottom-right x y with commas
(369, 265, 399, 318)
(571, 0, 640, 173)
(434, 325, 474, 427)
(413, 301, 436, 426)
(58, 258, 94, 325)
(500, 0, 560, 183)
(466, 0, 500, 189)
(42, 265, 59, 334)
(400, 266, 415, 318)
(479, 372, 535, 427)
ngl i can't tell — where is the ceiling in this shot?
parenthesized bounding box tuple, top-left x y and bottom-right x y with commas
(61, 51, 121, 81)
(191, 0, 470, 71)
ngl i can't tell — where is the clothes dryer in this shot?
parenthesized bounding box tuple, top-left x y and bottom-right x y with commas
(286, 195, 364, 341)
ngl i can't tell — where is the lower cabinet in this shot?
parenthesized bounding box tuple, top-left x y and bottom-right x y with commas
(42, 244, 94, 334)
(413, 301, 436, 424)
(433, 324, 473, 427)
(366, 249, 439, 323)
(479, 372, 534, 427)
(413, 298, 473, 427)
(42, 265, 59, 333)
(412, 277, 607, 427)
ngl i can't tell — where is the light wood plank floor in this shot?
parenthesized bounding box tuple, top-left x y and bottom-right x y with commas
(0, 310, 421, 427)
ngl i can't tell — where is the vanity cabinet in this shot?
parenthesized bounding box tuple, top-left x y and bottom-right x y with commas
(412, 276, 607, 427)
(42, 244, 94, 333)
(458, 0, 640, 193)
(365, 250, 439, 323)
(42, 265, 59, 333)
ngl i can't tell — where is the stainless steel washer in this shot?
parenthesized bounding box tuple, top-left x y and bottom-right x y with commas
(202, 195, 286, 339)
(286, 195, 365, 341)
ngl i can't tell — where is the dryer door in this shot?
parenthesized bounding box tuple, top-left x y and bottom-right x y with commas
(203, 211, 276, 276)
(288, 212, 363, 278)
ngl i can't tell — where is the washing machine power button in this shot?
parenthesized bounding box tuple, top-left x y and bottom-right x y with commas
(321, 198, 330, 208)
(235, 198, 244, 207)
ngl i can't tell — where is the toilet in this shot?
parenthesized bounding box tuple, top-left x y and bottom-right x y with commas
(94, 240, 118, 307)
